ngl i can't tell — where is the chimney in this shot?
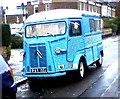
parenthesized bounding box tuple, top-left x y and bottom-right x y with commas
(6, 6, 8, 10)
(27, 1, 31, 5)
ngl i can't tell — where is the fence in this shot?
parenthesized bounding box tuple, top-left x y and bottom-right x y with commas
(102, 28, 112, 36)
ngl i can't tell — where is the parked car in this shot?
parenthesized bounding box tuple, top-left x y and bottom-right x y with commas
(0, 55, 17, 98)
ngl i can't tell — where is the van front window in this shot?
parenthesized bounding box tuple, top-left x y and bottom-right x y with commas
(26, 22, 66, 37)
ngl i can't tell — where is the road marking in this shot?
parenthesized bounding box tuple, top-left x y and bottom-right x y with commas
(100, 75, 118, 97)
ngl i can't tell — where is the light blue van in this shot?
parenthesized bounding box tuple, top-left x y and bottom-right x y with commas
(23, 9, 103, 79)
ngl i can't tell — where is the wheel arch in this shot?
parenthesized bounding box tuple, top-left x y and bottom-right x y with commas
(100, 50, 104, 57)
(73, 53, 87, 70)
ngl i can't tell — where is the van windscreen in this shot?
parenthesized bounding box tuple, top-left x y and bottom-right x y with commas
(26, 22, 66, 37)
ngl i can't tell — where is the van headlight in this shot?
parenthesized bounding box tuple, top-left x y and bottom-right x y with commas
(55, 48, 61, 54)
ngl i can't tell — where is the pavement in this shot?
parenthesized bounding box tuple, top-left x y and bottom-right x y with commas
(8, 49, 27, 86)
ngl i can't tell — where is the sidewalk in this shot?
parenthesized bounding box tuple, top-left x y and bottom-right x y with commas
(8, 49, 27, 86)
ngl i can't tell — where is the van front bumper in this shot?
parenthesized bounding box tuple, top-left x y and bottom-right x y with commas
(23, 72, 66, 78)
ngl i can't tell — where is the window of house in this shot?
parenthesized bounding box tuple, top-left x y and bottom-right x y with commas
(93, 5, 96, 12)
(34, 5, 39, 13)
(35, 7, 38, 13)
(90, 5, 93, 12)
(69, 21, 82, 37)
(81, 2, 84, 10)
(34, 6, 39, 13)
(17, 16, 20, 23)
(79, 2, 82, 10)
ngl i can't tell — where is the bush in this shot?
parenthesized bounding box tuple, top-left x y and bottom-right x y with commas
(2, 44, 11, 60)
(116, 17, 120, 35)
(11, 34, 23, 49)
(2, 24, 11, 46)
(102, 17, 118, 33)
(1, 24, 11, 60)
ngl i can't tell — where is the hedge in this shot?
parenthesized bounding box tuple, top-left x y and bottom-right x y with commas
(1, 24, 11, 60)
(102, 17, 118, 33)
(2, 24, 11, 46)
(116, 17, 120, 35)
(11, 34, 23, 49)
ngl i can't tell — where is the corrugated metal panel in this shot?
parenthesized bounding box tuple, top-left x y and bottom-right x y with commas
(29, 44, 47, 68)
(30, 46, 38, 67)
(38, 45, 47, 67)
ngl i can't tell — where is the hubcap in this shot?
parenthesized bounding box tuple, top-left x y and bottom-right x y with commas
(80, 62, 84, 77)
(99, 54, 103, 65)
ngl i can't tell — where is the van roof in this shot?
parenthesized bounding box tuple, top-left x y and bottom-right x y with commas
(25, 9, 100, 23)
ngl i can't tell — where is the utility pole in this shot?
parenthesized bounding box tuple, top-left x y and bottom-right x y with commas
(21, 3, 25, 23)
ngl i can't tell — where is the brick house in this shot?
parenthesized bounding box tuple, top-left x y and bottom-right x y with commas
(5, 0, 116, 24)
(116, 1, 120, 17)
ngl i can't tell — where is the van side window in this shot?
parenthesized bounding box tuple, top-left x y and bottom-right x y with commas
(95, 20, 101, 31)
(69, 21, 81, 36)
(90, 19, 95, 32)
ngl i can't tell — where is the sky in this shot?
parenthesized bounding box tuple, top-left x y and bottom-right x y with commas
(0, 0, 29, 10)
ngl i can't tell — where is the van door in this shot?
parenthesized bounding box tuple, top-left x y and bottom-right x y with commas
(67, 20, 84, 62)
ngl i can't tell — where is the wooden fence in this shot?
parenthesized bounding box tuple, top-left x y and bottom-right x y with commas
(102, 28, 112, 36)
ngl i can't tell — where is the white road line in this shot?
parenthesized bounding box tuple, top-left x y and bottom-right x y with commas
(100, 75, 118, 97)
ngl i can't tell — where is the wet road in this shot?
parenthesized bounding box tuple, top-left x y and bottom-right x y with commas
(16, 35, 119, 98)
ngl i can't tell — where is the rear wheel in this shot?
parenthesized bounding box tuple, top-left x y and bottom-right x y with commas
(77, 59, 87, 79)
(96, 54, 103, 67)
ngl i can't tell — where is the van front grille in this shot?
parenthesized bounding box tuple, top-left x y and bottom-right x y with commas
(29, 44, 47, 68)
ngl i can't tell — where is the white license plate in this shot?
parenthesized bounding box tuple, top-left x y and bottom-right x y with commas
(31, 68, 47, 73)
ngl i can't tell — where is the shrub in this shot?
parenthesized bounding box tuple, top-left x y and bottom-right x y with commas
(2, 24, 11, 46)
(2, 44, 11, 60)
(102, 17, 118, 33)
(1, 24, 11, 60)
(116, 17, 120, 35)
(11, 34, 23, 49)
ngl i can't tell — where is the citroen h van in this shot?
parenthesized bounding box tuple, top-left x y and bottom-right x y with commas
(23, 9, 103, 79)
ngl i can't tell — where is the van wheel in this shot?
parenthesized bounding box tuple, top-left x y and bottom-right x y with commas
(77, 59, 87, 79)
(96, 54, 103, 67)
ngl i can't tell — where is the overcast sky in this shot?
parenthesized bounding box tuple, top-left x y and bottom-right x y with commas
(0, 0, 29, 10)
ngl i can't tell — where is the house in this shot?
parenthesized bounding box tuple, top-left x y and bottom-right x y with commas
(116, 1, 120, 17)
(5, 0, 116, 24)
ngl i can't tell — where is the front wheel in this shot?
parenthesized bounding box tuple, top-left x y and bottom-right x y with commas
(96, 54, 103, 67)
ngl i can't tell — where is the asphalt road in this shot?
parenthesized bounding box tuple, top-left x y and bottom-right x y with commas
(16, 35, 119, 98)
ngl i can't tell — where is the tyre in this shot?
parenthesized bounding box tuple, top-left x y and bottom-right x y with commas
(96, 54, 103, 67)
(77, 59, 87, 79)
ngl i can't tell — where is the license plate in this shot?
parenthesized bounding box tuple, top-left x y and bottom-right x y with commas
(31, 67, 47, 73)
